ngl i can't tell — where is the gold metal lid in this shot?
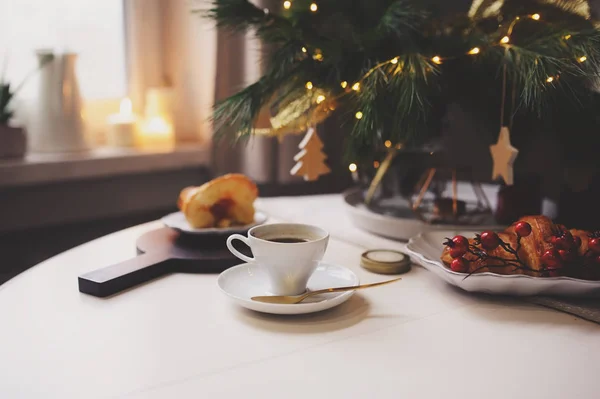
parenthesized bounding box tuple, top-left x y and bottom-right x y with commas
(360, 249, 411, 275)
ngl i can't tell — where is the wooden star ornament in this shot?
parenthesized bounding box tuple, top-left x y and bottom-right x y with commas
(490, 126, 519, 185)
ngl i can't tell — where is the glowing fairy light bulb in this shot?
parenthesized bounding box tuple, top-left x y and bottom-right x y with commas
(531, 13, 540, 20)
(468, 47, 480, 55)
(305, 81, 313, 89)
(283, 1, 291, 9)
(301, 47, 307, 53)
(546, 76, 554, 83)
(348, 163, 357, 172)
(564, 34, 572, 40)
(431, 56, 442, 64)
(579, 56, 587, 62)
(500, 36, 510, 44)
(316, 95, 325, 104)
(340, 81, 348, 89)
(355, 111, 363, 119)
(384, 140, 392, 148)
(352, 82, 360, 91)
(391, 57, 399, 64)
(310, 3, 317, 11)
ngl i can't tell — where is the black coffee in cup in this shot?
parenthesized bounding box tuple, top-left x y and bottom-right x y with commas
(266, 237, 309, 243)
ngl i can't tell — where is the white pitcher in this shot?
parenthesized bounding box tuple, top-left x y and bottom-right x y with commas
(27, 50, 89, 153)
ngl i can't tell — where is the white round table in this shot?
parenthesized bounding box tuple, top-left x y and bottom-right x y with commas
(0, 195, 598, 399)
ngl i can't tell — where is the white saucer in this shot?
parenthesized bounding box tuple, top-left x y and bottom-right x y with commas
(217, 262, 359, 315)
(161, 211, 267, 235)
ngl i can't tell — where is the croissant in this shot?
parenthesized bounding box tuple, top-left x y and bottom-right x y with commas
(441, 215, 600, 280)
(178, 173, 258, 228)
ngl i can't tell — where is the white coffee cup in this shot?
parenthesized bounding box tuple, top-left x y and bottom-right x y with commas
(226, 223, 329, 295)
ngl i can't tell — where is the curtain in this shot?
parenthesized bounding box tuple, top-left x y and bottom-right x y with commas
(210, 0, 306, 184)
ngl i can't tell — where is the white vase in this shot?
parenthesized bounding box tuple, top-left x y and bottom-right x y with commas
(27, 50, 89, 153)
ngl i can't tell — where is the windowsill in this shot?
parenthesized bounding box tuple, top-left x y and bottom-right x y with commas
(0, 144, 211, 188)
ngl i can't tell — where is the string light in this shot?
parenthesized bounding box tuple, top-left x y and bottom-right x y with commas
(348, 163, 357, 172)
(373, 161, 380, 168)
(290, 11, 569, 117)
(384, 140, 392, 148)
(579, 56, 587, 62)
(283, 1, 291, 9)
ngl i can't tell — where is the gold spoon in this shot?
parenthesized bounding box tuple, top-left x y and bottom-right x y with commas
(251, 277, 402, 304)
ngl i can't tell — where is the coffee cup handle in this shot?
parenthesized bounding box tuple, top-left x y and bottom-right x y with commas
(226, 234, 255, 264)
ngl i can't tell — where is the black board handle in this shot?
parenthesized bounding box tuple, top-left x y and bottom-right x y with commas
(78, 251, 173, 298)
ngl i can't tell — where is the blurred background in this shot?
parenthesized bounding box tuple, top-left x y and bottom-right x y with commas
(1, 0, 600, 283)
(0, 0, 355, 284)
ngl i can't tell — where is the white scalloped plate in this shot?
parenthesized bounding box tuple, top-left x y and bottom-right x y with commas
(405, 230, 600, 297)
(161, 211, 267, 235)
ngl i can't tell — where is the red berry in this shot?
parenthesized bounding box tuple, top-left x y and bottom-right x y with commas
(589, 238, 600, 253)
(542, 249, 563, 269)
(515, 222, 532, 237)
(450, 258, 469, 273)
(558, 249, 576, 262)
(573, 236, 582, 249)
(449, 247, 467, 258)
(551, 235, 571, 250)
(452, 235, 469, 251)
(480, 231, 500, 250)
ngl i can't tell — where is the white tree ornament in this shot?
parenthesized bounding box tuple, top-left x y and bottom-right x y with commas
(290, 127, 331, 181)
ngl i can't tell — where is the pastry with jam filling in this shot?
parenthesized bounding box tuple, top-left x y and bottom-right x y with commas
(178, 173, 258, 228)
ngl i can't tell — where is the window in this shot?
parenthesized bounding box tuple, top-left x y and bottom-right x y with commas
(0, 0, 126, 100)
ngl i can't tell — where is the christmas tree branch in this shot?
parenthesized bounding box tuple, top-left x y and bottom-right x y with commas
(371, 0, 428, 39)
(202, 0, 295, 43)
(204, 0, 600, 159)
(348, 53, 439, 156)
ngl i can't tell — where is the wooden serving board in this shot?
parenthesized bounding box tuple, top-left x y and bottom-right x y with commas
(78, 228, 250, 298)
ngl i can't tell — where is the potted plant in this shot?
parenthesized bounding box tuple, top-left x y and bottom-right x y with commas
(0, 52, 53, 159)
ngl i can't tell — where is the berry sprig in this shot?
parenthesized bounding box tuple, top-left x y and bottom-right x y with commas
(445, 222, 600, 279)
(443, 221, 533, 277)
(587, 232, 600, 253)
(541, 227, 582, 276)
(582, 231, 600, 273)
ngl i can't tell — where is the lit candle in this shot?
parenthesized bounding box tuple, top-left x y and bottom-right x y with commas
(106, 98, 137, 147)
(138, 115, 175, 149)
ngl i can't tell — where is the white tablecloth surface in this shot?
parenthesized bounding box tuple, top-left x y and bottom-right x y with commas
(0, 195, 597, 399)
